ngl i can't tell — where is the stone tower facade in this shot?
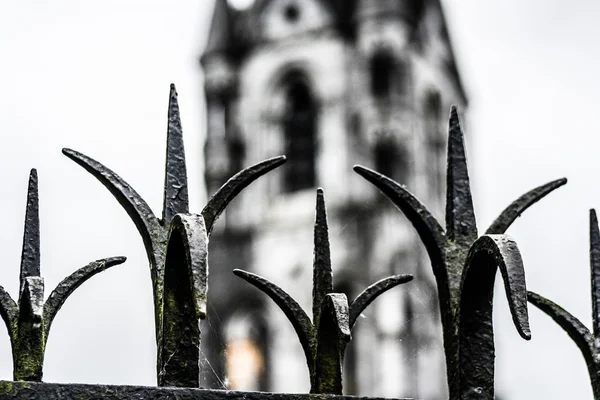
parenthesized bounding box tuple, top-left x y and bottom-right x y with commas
(200, 1, 467, 398)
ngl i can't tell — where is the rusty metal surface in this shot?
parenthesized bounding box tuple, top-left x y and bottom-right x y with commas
(459, 235, 530, 398)
(0, 83, 586, 399)
(234, 189, 412, 394)
(0, 169, 126, 382)
(354, 106, 565, 399)
(62, 84, 285, 387)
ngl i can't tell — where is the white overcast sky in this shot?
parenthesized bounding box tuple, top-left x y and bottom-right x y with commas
(0, 1, 599, 399)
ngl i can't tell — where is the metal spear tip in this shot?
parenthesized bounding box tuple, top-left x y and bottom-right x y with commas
(20, 168, 41, 283)
(590, 209, 599, 250)
(315, 188, 326, 212)
(450, 105, 460, 128)
(589, 208, 600, 338)
(168, 84, 179, 118)
(167, 83, 181, 122)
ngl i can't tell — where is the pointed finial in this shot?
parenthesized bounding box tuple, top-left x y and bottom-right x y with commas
(20, 169, 41, 292)
(445, 106, 477, 245)
(162, 83, 189, 225)
(590, 209, 600, 339)
(312, 188, 333, 325)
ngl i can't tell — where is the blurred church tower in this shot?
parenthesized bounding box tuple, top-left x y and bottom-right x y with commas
(199, 0, 467, 398)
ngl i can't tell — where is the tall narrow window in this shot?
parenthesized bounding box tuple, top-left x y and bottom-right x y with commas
(424, 92, 444, 196)
(282, 76, 317, 192)
(370, 52, 394, 100)
(224, 98, 246, 177)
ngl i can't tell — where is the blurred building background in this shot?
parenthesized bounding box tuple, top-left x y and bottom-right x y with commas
(200, 1, 466, 398)
(1, 1, 600, 400)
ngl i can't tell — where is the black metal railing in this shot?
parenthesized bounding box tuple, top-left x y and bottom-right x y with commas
(0, 84, 595, 400)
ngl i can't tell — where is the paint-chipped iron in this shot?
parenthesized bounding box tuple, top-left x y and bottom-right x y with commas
(234, 189, 413, 394)
(0, 169, 126, 382)
(62, 84, 285, 387)
(0, 83, 585, 400)
(353, 106, 565, 399)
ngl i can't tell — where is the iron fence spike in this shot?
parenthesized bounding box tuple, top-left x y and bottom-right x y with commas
(20, 169, 41, 291)
(63, 85, 283, 387)
(590, 209, 600, 340)
(162, 83, 189, 224)
(353, 107, 565, 399)
(312, 188, 333, 327)
(445, 106, 477, 247)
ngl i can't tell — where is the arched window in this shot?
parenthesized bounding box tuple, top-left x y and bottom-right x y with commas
(227, 133, 245, 176)
(281, 75, 317, 192)
(370, 52, 407, 101)
(374, 139, 410, 184)
(424, 92, 444, 196)
(370, 52, 394, 99)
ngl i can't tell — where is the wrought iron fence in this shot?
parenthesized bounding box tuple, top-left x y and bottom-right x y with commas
(0, 84, 594, 400)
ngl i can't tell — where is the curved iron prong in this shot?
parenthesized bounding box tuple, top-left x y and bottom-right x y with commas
(528, 291, 596, 367)
(62, 148, 161, 265)
(525, 210, 600, 399)
(202, 156, 286, 235)
(353, 166, 445, 264)
(233, 269, 315, 374)
(313, 293, 350, 395)
(162, 84, 189, 224)
(353, 165, 449, 307)
(485, 178, 567, 234)
(0, 287, 18, 338)
(42, 257, 127, 341)
(589, 209, 600, 339)
(167, 214, 208, 319)
(348, 274, 413, 329)
(459, 234, 530, 398)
